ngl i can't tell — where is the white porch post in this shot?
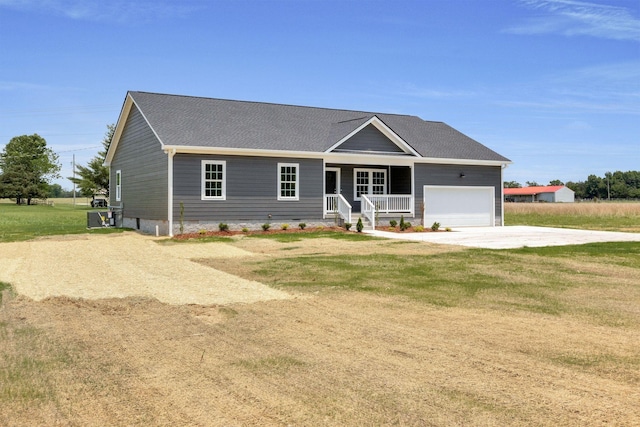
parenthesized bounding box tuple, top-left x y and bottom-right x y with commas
(167, 149, 176, 237)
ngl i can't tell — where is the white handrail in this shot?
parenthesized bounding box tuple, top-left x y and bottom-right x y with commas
(325, 194, 352, 224)
(337, 194, 352, 224)
(361, 195, 376, 230)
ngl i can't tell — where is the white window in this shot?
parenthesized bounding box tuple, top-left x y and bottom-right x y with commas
(201, 160, 226, 200)
(115, 170, 122, 201)
(278, 163, 299, 201)
(354, 168, 386, 200)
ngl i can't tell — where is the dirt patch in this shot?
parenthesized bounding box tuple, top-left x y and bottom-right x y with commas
(0, 232, 290, 305)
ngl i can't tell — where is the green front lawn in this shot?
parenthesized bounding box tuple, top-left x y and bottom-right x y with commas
(0, 203, 123, 243)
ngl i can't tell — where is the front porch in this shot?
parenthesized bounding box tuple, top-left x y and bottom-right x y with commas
(324, 194, 414, 227)
(322, 163, 415, 228)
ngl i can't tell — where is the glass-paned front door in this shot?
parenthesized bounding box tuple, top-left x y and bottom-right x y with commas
(325, 168, 340, 194)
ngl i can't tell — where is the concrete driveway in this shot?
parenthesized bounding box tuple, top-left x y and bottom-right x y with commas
(366, 226, 640, 249)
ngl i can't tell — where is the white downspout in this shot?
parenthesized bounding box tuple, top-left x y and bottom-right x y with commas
(501, 163, 508, 227)
(167, 149, 176, 237)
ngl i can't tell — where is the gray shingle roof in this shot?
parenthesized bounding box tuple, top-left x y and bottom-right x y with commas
(129, 91, 510, 162)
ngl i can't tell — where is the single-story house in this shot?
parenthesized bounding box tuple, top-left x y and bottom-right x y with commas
(105, 91, 512, 236)
(504, 185, 575, 203)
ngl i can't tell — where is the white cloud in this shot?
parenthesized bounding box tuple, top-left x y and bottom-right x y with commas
(0, 0, 201, 23)
(507, 0, 640, 41)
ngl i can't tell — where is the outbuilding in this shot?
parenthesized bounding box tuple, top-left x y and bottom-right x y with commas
(504, 185, 575, 203)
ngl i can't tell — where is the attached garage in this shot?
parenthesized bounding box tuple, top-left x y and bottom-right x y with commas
(423, 186, 495, 227)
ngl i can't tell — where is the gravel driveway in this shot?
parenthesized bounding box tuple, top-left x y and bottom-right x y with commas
(0, 232, 290, 304)
(367, 225, 640, 249)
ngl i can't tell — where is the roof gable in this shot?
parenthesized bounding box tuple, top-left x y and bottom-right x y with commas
(326, 116, 418, 156)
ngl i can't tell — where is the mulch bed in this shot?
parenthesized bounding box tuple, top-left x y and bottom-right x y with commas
(173, 226, 347, 240)
(173, 225, 446, 240)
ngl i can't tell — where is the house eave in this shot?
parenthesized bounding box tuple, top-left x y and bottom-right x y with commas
(162, 145, 510, 167)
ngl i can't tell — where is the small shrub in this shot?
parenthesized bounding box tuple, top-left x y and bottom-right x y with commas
(281, 223, 289, 230)
(388, 226, 396, 231)
(445, 227, 452, 232)
(198, 229, 207, 235)
(242, 227, 249, 233)
(298, 222, 306, 230)
(356, 217, 363, 233)
(399, 216, 411, 231)
(431, 221, 440, 232)
(218, 222, 229, 232)
(389, 219, 398, 227)
(261, 223, 271, 231)
(414, 225, 424, 232)
(344, 222, 352, 231)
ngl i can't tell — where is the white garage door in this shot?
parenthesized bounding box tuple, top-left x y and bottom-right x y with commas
(423, 186, 495, 227)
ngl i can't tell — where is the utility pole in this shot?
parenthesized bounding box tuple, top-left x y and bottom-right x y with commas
(72, 154, 76, 206)
(606, 171, 611, 201)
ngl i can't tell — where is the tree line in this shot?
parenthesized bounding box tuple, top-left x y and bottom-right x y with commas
(0, 125, 113, 204)
(504, 171, 640, 200)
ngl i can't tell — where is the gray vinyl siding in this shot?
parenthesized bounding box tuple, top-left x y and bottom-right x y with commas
(173, 154, 324, 221)
(109, 105, 167, 220)
(414, 164, 503, 225)
(334, 124, 405, 153)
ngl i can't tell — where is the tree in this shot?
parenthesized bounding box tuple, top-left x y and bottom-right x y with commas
(46, 183, 74, 198)
(525, 181, 539, 187)
(68, 124, 114, 198)
(585, 174, 606, 199)
(566, 181, 586, 199)
(548, 179, 564, 186)
(0, 134, 61, 204)
(503, 181, 522, 188)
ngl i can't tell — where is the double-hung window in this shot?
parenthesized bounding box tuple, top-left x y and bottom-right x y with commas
(278, 163, 299, 201)
(115, 170, 122, 201)
(201, 160, 226, 200)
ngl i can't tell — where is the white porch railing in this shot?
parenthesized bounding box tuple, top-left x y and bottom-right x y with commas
(366, 195, 413, 215)
(361, 195, 376, 230)
(325, 194, 352, 224)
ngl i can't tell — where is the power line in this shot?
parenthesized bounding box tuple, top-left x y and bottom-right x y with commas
(57, 146, 101, 153)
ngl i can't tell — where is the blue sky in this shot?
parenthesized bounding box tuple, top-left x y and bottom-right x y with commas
(1, 0, 638, 190)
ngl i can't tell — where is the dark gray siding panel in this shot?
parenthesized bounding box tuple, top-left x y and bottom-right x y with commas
(414, 164, 503, 225)
(335, 124, 405, 153)
(110, 105, 167, 220)
(173, 154, 324, 221)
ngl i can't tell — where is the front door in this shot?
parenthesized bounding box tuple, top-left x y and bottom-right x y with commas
(325, 167, 340, 195)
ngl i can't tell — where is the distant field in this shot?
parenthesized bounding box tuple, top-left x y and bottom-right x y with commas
(0, 201, 121, 242)
(0, 197, 92, 206)
(505, 202, 640, 232)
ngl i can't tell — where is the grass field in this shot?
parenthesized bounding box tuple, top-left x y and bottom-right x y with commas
(0, 199, 122, 242)
(505, 201, 640, 232)
(1, 201, 639, 425)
